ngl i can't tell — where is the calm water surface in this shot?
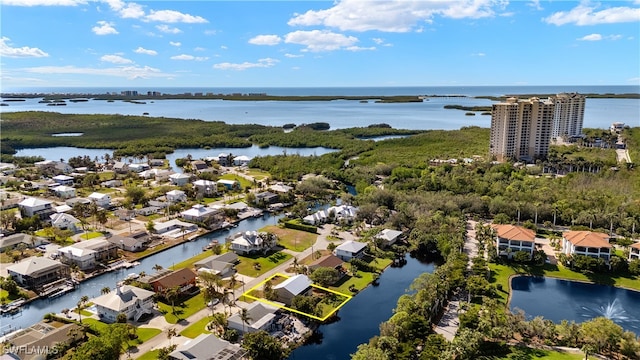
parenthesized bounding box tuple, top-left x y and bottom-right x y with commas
(510, 276, 640, 334)
(289, 254, 435, 360)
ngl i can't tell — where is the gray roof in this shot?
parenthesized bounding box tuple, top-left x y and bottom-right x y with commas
(193, 252, 238, 269)
(7, 257, 64, 276)
(273, 274, 312, 296)
(377, 229, 403, 242)
(92, 285, 154, 312)
(228, 302, 277, 331)
(335, 240, 367, 254)
(0, 233, 40, 249)
(169, 333, 247, 360)
(107, 234, 145, 248)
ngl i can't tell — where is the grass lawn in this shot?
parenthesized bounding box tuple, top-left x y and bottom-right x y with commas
(170, 250, 220, 270)
(78, 231, 104, 240)
(261, 225, 317, 252)
(244, 169, 270, 181)
(179, 315, 212, 338)
(494, 347, 592, 359)
(236, 251, 292, 277)
(158, 293, 207, 324)
(331, 271, 376, 294)
(219, 173, 253, 189)
(368, 257, 393, 272)
(137, 350, 160, 360)
(135, 327, 162, 343)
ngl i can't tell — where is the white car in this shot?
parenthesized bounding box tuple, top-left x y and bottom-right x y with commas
(207, 299, 220, 307)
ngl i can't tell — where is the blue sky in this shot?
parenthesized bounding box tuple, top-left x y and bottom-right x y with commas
(1, 0, 639, 89)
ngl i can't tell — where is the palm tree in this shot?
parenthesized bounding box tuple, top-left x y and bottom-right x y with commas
(165, 286, 181, 315)
(152, 264, 163, 272)
(239, 307, 252, 334)
(101, 286, 111, 295)
(167, 327, 177, 345)
(76, 295, 89, 323)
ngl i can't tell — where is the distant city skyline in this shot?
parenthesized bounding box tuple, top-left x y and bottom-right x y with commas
(1, 0, 639, 89)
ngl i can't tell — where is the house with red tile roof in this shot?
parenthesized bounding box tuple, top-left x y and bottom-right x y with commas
(561, 231, 611, 262)
(630, 242, 640, 261)
(492, 224, 536, 259)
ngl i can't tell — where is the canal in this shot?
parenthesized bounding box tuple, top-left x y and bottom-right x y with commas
(288, 254, 435, 360)
(2, 213, 282, 332)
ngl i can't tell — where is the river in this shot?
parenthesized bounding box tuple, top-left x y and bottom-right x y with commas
(288, 254, 435, 360)
(1, 213, 282, 332)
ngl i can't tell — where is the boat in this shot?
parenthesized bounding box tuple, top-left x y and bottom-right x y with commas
(203, 240, 219, 251)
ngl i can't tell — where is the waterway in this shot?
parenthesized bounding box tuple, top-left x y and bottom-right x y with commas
(1, 213, 282, 333)
(288, 254, 435, 360)
(510, 276, 640, 334)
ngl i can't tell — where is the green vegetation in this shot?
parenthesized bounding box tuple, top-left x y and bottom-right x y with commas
(179, 316, 212, 338)
(170, 250, 220, 270)
(236, 251, 292, 277)
(476, 93, 640, 101)
(158, 293, 207, 324)
(444, 104, 493, 112)
(261, 225, 317, 252)
(137, 350, 160, 360)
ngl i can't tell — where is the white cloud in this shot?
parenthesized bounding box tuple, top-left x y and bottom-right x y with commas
(0, 37, 49, 58)
(194, 47, 206, 52)
(170, 54, 209, 61)
(544, 3, 640, 26)
(101, 54, 133, 64)
(104, 0, 144, 19)
(345, 46, 376, 51)
(24, 65, 172, 80)
(284, 30, 359, 52)
(288, 0, 505, 33)
(528, 0, 543, 11)
(628, 77, 640, 83)
(220, 45, 228, 50)
(213, 58, 279, 71)
(204, 29, 217, 36)
(156, 24, 182, 34)
(248, 35, 282, 46)
(169, 41, 182, 47)
(92, 21, 118, 35)
(134, 47, 157, 55)
(2, 0, 85, 6)
(471, 52, 486, 56)
(145, 10, 207, 23)
(284, 53, 304, 58)
(577, 33, 624, 41)
(372, 38, 384, 45)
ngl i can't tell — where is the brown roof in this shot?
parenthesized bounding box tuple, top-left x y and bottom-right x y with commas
(492, 224, 536, 242)
(152, 268, 197, 289)
(631, 242, 640, 250)
(309, 254, 344, 269)
(564, 231, 611, 248)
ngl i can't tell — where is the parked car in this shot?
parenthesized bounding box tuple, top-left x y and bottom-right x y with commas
(207, 299, 220, 307)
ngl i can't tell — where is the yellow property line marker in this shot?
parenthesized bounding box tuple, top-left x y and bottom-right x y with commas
(241, 273, 353, 321)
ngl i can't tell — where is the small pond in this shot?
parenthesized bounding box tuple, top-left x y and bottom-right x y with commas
(510, 276, 640, 334)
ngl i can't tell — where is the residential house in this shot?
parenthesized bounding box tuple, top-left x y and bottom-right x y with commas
(88, 192, 111, 208)
(629, 242, 640, 261)
(114, 209, 136, 221)
(92, 285, 155, 323)
(148, 200, 169, 209)
(228, 231, 276, 255)
(18, 197, 54, 220)
(217, 179, 240, 190)
(254, 191, 279, 205)
(136, 206, 160, 216)
(152, 219, 198, 236)
(52, 174, 74, 185)
(190, 160, 208, 172)
(112, 162, 129, 174)
(194, 252, 238, 277)
(308, 254, 345, 272)
(107, 234, 147, 252)
(217, 153, 232, 166)
(273, 274, 313, 305)
(54, 204, 73, 213)
(7, 257, 70, 290)
(34, 160, 73, 174)
(223, 201, 249, 214)
(270, 183, 293, 193)
(493, 224, 537, 259)
(128, 163, 149, 173)
(228, 301, 278, 334)
(303, 205, 358, 225)
(376, 229, 403, 248)
(0, 233, 45, 252)
(50, 213, 80, 232)
(166, 189, 187, 203)
(57, 238, 118, 270)
(180, 204, 222, 223)
(65, 197, 90, 208)
(169, 173, 191, 186)
(192, 179, 217, 196)
(233, 155, 251, 166)
(168, 333, 248, 360)
(562, 231, 612, 262)
(52, 185, 76, 199)
(3, 322, 82, 360)
(139, 168, 173, 181)
(101, 179, 123, 188)
(149, 159, 165, 167)
(334, 240, 368, 261)
(148, 268, 197, 295)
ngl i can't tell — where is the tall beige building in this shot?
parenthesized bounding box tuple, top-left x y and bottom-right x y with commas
(490, 97, 555, 162)
(552, 92, 586, 139)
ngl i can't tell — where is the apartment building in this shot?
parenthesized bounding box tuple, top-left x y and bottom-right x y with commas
(552, 92, 586, 139)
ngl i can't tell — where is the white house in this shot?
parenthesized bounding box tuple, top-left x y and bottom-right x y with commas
(180, 204, 222, 223)
(233, 155, 251, 166)
(128, 163, 149, 173)
(35, 160, 73, 174)
(334, 240, 367, 261)
(562, 231, 612, 262)
(376, 229, 403, 248)
(152, 219, 198, 236)
(57, 238, 118, 270)
(168, 333, 247, 360)
(166, 189, 187, 203)
(169, 173, 191, 186)
(303, 205, 358, 225)
(192, 179, 217, 196)
(50, 213, 80, 232)
(217, 179, 240, 190)
(107, 234, 147, 252)
(18, 197, 54, 219)
(273, 274, 313, 305)
(139, 168, 172, 181)
(630, 242, 640, 261)
(228, 231, 276, 255)
(493, 224, 536, 259)
(92, 285, 155, 323)
(7, 257, 70, 290)
(88, 192, 111, 208)
(52, 174, 74, 185)
(53, 185, 76, 199)
(270, 183, 293, 193)
(227, 302, 277, 334)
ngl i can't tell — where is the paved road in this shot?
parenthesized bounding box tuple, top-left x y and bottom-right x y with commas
(125, 224, 343, 358)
